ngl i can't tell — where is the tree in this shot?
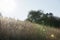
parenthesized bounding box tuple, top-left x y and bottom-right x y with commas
(26, 10, 60, 28)
(26, 10, 44, 23)
(0, 13, 2, 17)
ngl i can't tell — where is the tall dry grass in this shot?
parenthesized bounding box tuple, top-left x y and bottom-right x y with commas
(0, 17, 46, 40)
(0, 17, 60, 40)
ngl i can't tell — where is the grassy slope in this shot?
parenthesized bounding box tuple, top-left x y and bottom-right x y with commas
(0, 17, 60, 40)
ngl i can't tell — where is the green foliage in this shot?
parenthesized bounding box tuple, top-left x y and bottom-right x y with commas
(26, 10, 60, 28)
(27, 10, 44, 23)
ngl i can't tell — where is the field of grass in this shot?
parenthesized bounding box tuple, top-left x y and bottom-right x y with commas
(0, 17, 60, 40)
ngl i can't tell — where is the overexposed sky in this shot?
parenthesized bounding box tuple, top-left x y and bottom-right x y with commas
(0, 0, 60, 20)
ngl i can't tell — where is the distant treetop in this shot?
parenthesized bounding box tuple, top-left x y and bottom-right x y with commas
(0, 13, 2, 16)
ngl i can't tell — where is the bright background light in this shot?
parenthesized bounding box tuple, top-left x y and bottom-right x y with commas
(0, 0, 60, 21)
(0, 0, 16, 13)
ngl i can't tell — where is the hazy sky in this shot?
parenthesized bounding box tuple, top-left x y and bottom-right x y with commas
(0, 0, 60, 20)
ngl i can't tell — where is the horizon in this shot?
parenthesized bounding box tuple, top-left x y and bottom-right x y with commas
(0, 0, 60, 21)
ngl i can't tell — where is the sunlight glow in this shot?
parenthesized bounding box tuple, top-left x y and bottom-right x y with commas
(50, 34, 55, 38)
(0, 0, 16, 13)
(43, 29, 46, 31)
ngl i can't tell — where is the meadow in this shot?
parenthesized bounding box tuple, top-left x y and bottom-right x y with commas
(0, 17, 60, 40)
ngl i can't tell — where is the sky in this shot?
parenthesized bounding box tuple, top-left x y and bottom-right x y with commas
(0, 0, 60, 21)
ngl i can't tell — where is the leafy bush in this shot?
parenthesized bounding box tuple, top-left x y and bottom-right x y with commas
(26, 10, 60, 28)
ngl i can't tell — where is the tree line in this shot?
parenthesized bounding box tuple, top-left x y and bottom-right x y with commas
(0, 11, 60, 28)
(26, 10, 60, 28)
